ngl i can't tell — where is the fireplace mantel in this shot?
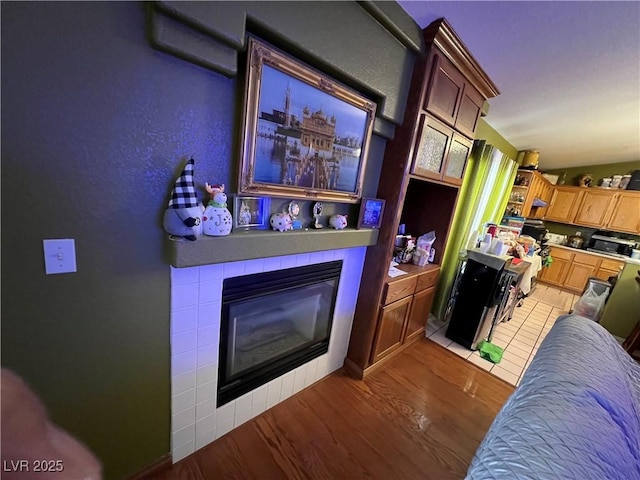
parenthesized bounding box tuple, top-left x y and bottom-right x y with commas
(168, 228, 379, 268)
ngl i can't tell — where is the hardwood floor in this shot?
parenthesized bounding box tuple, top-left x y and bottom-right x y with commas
(150, 338, 514, 480)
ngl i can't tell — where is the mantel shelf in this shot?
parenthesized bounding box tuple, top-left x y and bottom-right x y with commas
(168, 228, 379, 268)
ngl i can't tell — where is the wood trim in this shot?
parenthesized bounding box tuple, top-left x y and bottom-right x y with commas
(126, 453, 172, 480)
(346, 338, 419, 379)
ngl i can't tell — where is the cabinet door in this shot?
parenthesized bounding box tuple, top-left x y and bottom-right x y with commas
(371, 296, 412, 364)
(594, 268, 620, 282)
(574, 190, 617, 227)
(564, 262, 598, 293)
(545, 187, 585, 223)
(412, 115, 453, 180)
(455, 85, 483, 137)
(443, 133, 472, 186)
(404, 286, 436, 343)
(606, 192, 640, 234)
(539, 248, 572, 286)
(425, 53, 464, 126)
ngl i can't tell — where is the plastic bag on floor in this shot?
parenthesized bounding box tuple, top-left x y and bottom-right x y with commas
(572, 284, 608, 321)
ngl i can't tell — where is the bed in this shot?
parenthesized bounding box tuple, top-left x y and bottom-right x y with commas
(466, 314, 640, 480)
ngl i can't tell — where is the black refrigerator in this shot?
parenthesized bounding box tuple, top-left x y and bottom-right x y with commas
(445, 250, 512, 350)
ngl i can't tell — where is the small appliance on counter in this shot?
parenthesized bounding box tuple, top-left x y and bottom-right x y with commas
(567, 231, 585, 249)
(587, 231, 636, 258)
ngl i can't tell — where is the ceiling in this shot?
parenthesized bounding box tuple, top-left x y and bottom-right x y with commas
(397, 1, 640, 170)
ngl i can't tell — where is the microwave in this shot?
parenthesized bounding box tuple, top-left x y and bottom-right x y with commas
(587, 234, 636, 258)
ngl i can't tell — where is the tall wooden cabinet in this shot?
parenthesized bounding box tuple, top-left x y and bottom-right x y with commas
(344, 19, 499, 379)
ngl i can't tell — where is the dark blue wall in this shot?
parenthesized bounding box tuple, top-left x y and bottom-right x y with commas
(1, 2, 420, 477)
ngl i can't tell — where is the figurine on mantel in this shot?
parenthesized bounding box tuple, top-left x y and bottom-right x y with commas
(163, 158, 204, 241)
(270, 212, 293, 232)
(311, 202, 324, 229)
(329, 214, 348, 230)
(203, 183, 232, 236)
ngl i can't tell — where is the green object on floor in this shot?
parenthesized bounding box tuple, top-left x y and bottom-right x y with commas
(478, 340, 504, 364)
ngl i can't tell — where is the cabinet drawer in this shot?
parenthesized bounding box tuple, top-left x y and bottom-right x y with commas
(416, 268, 440, 292)
(599, 258, 625, 272)
(383, 276, 417, 305)
(550, 247, 573, 261)
(572, 251, 601, 267)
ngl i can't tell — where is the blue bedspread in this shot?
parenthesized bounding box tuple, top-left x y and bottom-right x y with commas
(467, 314, 640, 480)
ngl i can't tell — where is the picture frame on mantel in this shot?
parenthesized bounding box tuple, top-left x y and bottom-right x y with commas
(357, 197, 385, 229)
(237, 36, 377, 203)
(232, 195, 271, 230)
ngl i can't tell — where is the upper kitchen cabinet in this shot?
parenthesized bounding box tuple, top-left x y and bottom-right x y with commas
(424, 51, 485, 138)
(606, 191, 640, 234)
(573, 189, 618, 227)
(545, 186, 585, 223)
(505, 169, 553, 218)
(550, 186, 640, 234)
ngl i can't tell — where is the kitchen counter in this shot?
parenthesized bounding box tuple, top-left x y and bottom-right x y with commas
(546, 243, 640, 265)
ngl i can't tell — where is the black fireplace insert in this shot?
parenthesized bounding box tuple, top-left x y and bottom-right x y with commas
(218, 260, 342, 406)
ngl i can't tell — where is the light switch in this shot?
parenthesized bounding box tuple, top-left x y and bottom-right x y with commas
(43, 239, 77, 274)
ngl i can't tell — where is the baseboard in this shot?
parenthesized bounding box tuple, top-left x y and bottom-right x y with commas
(344, 338, 425, 380)
(126, 453, 172, 480)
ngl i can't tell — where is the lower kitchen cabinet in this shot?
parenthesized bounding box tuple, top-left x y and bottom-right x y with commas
(563, 252, 600, 292)
(369, 265, 440, 365)
(594, 258, 626, 281)
(539, 246, 626, 294)
(539, 247, 572, 286)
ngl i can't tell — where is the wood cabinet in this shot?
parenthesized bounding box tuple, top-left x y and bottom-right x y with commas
(538, 247, 572, 286)
(412, 115, 473, 186)
(573, 189, 617, 227)
(345, 18, 498, 379)
(545, 186, 585, 223)
(606, 191, 640, 234)
(425, 50, 484, 138)
(370, 267, 439, 363)
(594, 258, 625, 281)
(371, 296, 413, 363)
(545, 186, 639, 235)
(563, 252, 600, 292)
(539, 246, 626, 293)
(505, 169, 553, 218)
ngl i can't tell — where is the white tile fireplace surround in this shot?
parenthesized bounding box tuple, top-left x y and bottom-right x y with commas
(170, 247, 366, 462)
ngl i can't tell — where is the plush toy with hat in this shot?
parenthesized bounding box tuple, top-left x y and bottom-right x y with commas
(163, 158, 204, 241)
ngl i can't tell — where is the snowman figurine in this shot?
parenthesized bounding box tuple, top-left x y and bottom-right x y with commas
(203, 183, 232, 236)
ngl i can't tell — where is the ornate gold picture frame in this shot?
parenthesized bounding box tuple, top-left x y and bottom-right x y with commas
(238, 37, 376, 203)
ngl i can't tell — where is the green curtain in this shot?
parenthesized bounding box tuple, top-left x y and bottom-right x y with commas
(432, 140, 518, 320)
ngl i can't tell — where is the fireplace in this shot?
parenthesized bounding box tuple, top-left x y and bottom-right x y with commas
(218, 261, 341, 406)
(170, 248, 365, 463)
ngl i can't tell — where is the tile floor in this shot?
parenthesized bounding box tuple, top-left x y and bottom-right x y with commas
(426, 284, 580, 387)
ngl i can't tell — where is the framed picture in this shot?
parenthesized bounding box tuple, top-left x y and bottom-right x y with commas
(238, 36, 377, 203)
(357, 197, 385, 229)
(233, 195, 271, 230)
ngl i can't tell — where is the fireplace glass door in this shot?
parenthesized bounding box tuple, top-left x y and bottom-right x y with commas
(218, 260, 341, 406)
